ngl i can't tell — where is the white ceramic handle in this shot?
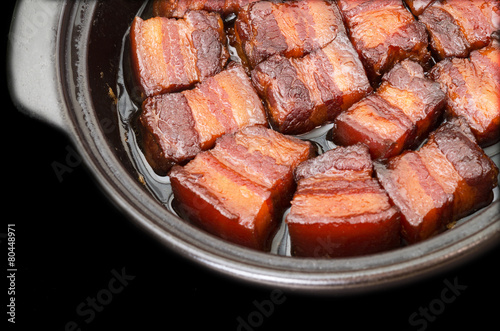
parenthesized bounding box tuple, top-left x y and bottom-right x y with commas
(7, 0, 69, 133)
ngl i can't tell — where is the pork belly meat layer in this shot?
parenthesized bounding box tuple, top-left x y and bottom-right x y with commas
(418, 0, 499, 60)
(338, 0, 431, 84)
(252, 35, 372, 135)
(375, 117, 499, 244)
(170, 126, 315, 251)
(430, 41, 500, 146)
(332, 60, 445, 160)
(152, 0, 262, 18)
(287, 144, 401, 258)
(139, 64, 267, 175)
(131, 11, 229, 97)
(234, 0, 344, 68)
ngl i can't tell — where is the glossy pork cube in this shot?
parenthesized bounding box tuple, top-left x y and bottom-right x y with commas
(374, 151, 453, 244)
(423, 117, 499, 219)
(139, 64, 267, 175)
(430, 41, 500, 146)
(418, 0, 499, 60)
(170, 126, 315, 251)
(251, 35, 372, 135)
(338, 0, 431, 84)
(234, 0, 345, 68)
(333, 94, 415, 160)
(332, 60, 446, 160)
(130, 11, 228, 97)
(152, 0, 262, 18)
(286, 144, 401, 258)
(375, 117, 499, 244)
(377, 60, 446, 139)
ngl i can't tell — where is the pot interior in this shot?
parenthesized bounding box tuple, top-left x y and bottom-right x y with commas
(69, 0, 500, 291)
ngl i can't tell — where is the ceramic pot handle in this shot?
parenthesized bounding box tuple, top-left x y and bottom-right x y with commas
(8, 0, 69, 133)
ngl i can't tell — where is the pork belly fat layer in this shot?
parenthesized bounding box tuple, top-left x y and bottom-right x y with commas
(130, 11, 228, 97)
(286, 145, 401, 258)
(332, 59, 445, 160)
(234, 0, 344, 68)
(430, 42, 500, 146)
(338, 0, 431, 83)
(404, 0, 435, 16)
(418, 0, 499, 60)
(251, 36, 372, 135)
(170, 126, 314, 251)
(375, 117, 499, 244)
(139, 64, 267, 175)
(152, 0, 262, 18)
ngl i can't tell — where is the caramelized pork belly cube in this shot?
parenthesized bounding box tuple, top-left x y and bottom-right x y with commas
(430, 42, 500, 146)
(333, 95, 415, 160)
(184, 63, 268, 149)
(234, 0, 344, 68)
(375, 118, 499, 244)
(332, 60, 445, 159)
(251, 37, 372, 135)
(170, 152, 276, 251)
(169, 126, 314, 251)
(209, 135, 290, 212)
(338, 0, 431, 84)
(139, 93, 202, 175)
(433, 117, 499, 209)
(130, 11, 228, 97)
(211, 125, 315, 211)
(332, 60, 445, 160)
(139, 64, 267, 175)
(287, 179, 401, 258)
(286, 145, 401, 258)
(374, 151, 452, 244)
(403, 0, 435, 16)
(418, 118, 499, 220)
(377, 60, 446, 139)
(152, 0, 262, 18)
(418, 0, 499, 60)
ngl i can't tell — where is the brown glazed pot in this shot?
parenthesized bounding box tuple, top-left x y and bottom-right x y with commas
(8, 0, 500, 293)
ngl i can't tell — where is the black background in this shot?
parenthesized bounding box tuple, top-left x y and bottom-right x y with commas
(3, 1, 500, 330)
